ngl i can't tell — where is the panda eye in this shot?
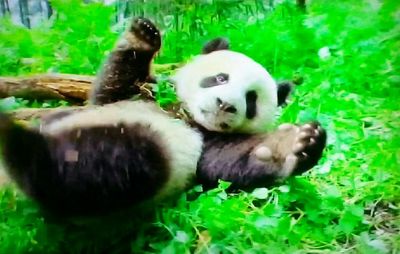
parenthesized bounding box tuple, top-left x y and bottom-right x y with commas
(200, 73, 229, 88)
(216, 74, 228, 84)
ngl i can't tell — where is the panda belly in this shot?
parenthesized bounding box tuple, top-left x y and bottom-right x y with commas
(24, 101, 202, 215)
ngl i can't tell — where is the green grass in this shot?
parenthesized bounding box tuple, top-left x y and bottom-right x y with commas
(0, 0, 399, 253)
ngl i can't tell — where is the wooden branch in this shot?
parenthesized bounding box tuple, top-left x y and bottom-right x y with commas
(0, 74, 93, 101)
(9, 107, 82, 122)
(0, 63, 182, 101)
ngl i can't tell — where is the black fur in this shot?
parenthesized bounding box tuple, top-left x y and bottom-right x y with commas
(129, 18, 161, 49)
(200, 73, 229, 88)
(277, 81, 293, 106)
(197, 122, 327, 191)
(197, 130, 274, 191)
(245, 90, 258, 119)
(91, 18, 161, 105)
(202, 37, 230, 54)
(0, 118, 170, 216)
(0, 114, 53, 197)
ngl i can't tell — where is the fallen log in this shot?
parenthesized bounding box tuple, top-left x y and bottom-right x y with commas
(0, 74, 93, 101)
(0, 63, 182, 101)
(9, 107, 82, 122)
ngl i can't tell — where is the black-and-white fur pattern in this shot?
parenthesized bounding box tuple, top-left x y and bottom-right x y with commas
(173, 49, 278, 133)
(0, 18, 327, 216)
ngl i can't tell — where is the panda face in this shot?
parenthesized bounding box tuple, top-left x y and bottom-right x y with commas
(173, 50, 278, 133)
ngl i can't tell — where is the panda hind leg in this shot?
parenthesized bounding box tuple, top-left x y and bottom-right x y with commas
(0, 113, 54, 193)
(91, 17, 161, 105)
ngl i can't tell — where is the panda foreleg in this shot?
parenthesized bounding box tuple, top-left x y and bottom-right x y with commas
(197, 122, 327, 191)
(91, 18, 161, 105)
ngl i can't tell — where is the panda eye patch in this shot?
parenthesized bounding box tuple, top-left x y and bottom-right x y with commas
(200, 73, 229, 88)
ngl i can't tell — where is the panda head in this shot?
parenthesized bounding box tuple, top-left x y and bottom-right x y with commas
(172, 38, 291, 133)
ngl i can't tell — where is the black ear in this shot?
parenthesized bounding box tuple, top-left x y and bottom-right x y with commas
(202, 38, 230, 54)
(277, 81, 294, 106)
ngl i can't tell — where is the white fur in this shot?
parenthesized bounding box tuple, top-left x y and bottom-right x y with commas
(42, 101, 203, 199)
(278, 123, 295, 131)
(173, 50, 278, 133)
(281, 154, 298, 177)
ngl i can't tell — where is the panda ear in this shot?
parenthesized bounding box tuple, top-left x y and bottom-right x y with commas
(202, 38, 230, 54)
(277, 81, 294, 106)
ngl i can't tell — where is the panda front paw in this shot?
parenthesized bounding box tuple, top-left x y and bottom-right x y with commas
(287, 122, 327, 175)
(254, 122, 327, 177)
(128, 17, 161, 51)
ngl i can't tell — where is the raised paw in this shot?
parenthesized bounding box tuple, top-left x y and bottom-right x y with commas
(128, 17, 161, 51)
(253, 122, 327, 177)
(290, 122, 327, 175)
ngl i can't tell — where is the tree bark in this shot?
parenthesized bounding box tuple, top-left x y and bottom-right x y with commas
(0, 63, 181, 102)
(10, 107, 82, 122)
(0, 0, 5, 15)
(4, 0, 10, 13)
(19, 0, 31, 28)
(45, 0, 52, 18)
(0, 74, 93, 102)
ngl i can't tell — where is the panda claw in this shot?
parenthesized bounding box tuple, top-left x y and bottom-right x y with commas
(290, 122, 327, 174)
(302, 123, 313, 130)
(298, 131, 309, 139)
(300, 152, 308, 158)
(292, 143, 304, 153)
(129, 17, 161, 50)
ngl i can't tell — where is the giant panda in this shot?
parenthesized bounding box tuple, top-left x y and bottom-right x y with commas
(0, 18, 326, 216)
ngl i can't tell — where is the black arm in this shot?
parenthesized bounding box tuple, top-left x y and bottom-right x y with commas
(197, 122, 327, 191)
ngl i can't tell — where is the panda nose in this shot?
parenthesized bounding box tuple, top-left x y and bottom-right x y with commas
(216, 98, 237, 113)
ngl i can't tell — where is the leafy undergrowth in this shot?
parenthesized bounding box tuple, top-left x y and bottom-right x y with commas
(0, 0, 399, 253)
